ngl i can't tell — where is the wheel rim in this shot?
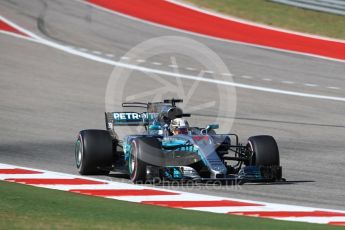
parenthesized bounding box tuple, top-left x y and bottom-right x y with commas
(129, 149, 136, 173)
(246, 141, 255, 165)
(75, 139, 83, 168)
(129, 142, 138, 177)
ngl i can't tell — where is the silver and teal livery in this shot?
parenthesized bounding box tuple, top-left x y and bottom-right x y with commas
(76, 99, 283, 184)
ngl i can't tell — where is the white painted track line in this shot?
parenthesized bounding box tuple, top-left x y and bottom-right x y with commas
(1, 16, 345, 103)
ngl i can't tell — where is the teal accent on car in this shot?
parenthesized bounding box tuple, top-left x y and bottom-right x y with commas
(148, 121, 162, 135)
(123, 142, 131, 162)
(162, 138, 188, 147)
(164, 167, 183, 179)
(173, 167, 182, 178)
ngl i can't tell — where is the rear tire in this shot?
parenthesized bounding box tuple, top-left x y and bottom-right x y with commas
(247, 135, 280, 166)
(129, 137, 161, 183)
(75, 130, 114, 175)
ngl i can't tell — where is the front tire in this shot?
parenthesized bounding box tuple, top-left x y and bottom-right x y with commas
(129, 137, 161, 183)
(75, 130, 114, 175)
(247, 135, 280, 166)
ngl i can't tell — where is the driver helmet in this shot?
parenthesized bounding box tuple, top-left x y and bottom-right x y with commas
(170, 118, 189, 135)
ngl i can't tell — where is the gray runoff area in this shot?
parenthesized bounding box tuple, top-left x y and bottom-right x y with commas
(271, 0, 345, 16)
(1, 0, 345, 210)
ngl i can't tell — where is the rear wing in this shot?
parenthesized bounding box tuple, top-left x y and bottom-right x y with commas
(105, 112, 157, 129)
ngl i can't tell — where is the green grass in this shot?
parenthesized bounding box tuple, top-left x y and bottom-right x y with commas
(0, 181, 341, 229)
(184, 0, 345, 40)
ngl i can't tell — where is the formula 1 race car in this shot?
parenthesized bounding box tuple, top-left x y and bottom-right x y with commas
(75, 99, 283, 184)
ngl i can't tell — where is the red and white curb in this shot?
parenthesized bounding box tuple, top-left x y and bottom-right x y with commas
(85, 0, 345, 62)
(1, 163, 344, 227)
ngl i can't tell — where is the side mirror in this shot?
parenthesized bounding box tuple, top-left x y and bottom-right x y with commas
(206, 124, 219, 131)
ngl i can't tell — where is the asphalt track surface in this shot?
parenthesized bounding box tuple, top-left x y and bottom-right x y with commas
(1, 0, 345, 211)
